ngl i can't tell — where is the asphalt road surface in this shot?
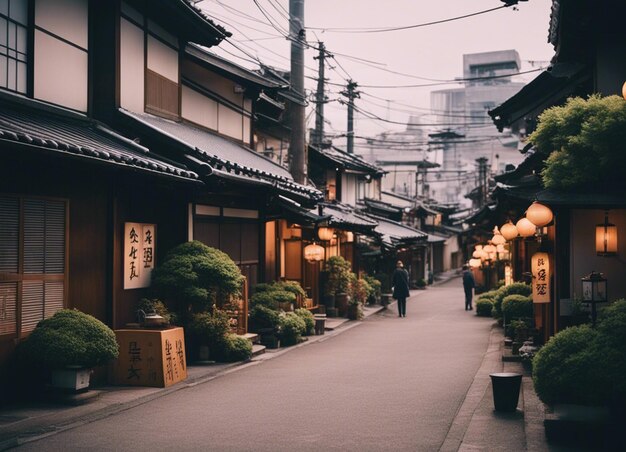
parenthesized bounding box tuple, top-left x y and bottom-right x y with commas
(19, 278, 493, 451)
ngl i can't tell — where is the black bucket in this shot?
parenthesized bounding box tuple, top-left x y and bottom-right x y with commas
(490, 372, 522, 412)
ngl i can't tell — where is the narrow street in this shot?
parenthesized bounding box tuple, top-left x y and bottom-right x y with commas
(18, 278, 493, 451)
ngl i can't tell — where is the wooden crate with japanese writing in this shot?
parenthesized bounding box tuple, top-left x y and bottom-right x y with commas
(111, 327, 187, 388)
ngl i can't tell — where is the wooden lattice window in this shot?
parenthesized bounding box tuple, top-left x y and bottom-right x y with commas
(0, 196, 67, 338)
(145, 69, 180, 120)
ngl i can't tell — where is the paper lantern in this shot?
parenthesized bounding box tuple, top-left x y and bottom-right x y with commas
(516, 218, 536, 237)
(317, 227, 335, 241)
(496, 244, 506, 253)
(303, 243, 324, 262)
(483, 243, 496, 253)
(469, 258, 481, 268)
(472, 250, 481, 258)
(596, 213, 617, 256)
(500, 221, 518, 241)
(526, 202, 553, 227)
(492, 232, 506, 245)
(345, 231, 354, 243)
(623, 81, 626, 100)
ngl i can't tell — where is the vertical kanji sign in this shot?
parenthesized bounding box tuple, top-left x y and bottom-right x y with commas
(124, 223, 156, 289)
(531, 252, 550, 303)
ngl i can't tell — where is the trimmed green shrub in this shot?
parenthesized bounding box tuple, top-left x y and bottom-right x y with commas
(592, 299, 626, 404)
(294, 308, 315, 335)
(477, 290, 498, 302)
(364, 274, 382, 300)
(374, 272, 391, 293)
(502, 294, 533, 320)
(414, 278, 427, 288)
(249, 305, 281, 332)
(214, 334, 252, 362)
(273, 280, 306, 298)
(492, 282, 531, 319)
(476, 299, 493, 317)
(506, 319, 529, 339)
(350, 276, 371, 305)
(279, 312, 306, 346)
(18, 309, 119, 370)
(151, 241, 243, 314)
(325, 256, 353, 295)
(533, 325, 602, 406)
(188, 309, 230, 347)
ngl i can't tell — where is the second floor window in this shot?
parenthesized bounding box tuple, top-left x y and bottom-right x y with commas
(0, 0, 28, 94)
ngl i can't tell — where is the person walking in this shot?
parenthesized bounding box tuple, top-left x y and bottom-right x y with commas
(462, 264, 476, 311)
(392, 260, 410, 317)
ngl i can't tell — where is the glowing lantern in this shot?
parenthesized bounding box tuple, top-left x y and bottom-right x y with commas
(623, 81, 626, 100)
(483, 243, 496, 254)
(317, 227, 335, 241)
(469, 258, 481, 268)
(526, 202, 553, 227)
(516, 218, 536, 237)
(492, 232, 506, 246)
(345, 231, 354, 243)
(496, 244, 506, 253)
(500, 221, 518, 241)
(596, 212, 618, 256)
(303, 243, 324, 262)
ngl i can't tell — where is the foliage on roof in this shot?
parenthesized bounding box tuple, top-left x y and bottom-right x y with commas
(529, 95, 626, 191)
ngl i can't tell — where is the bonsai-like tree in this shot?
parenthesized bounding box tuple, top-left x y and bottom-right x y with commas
(18, 309, 119, 370)
(324, 256, 353, 296)
(151, 241, 244, 315)
(530, 94, 626, 191)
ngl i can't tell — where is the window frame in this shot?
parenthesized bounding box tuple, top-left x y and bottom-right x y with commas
(0, 194, 68, 339)
(0, 0, 31, 95)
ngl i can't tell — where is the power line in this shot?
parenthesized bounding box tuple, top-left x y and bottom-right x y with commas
(306, 5, 509, 33)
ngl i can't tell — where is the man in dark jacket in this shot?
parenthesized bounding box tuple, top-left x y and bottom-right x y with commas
(462, 264, 476, 311)
(392, 260, 410, 317)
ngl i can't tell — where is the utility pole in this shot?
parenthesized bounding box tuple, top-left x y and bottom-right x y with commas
(340, 80, 359, 154)
(289, 0, 306, 184)
(311, 42, 326, 149)
(476, 157, 488, 208)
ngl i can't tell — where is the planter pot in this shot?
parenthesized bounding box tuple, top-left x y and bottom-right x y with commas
(347, 304, 361, 320)
(322, 294, 336, 309)
(335, 293, 349, 317)
(313, 314, 326, 335)
(489, 372, 522, 412)
(51, 367, 91, 391)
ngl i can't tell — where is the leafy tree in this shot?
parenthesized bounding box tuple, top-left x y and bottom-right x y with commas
(530, 95, 626, 191)
(151, 241, 243, 314)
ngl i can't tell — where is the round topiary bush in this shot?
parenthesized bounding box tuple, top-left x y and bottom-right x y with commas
(502, 294, 533, 320)
(249, 305, 281, 333)
(18, 309, 119, 370)
(533, 325, 602, 406)
(294, 308, 315, 335)
(249, 291, 280, 310)
(279, 312, 306, 346)
(151, 241, 243, 314)
(477, 290, 498, 303)
(492, 282, 531, 319)
(214, 334, 252, 362)
(476, 299, 494, 317)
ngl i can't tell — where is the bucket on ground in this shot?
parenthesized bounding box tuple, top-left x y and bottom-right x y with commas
(489, 372, 522, 412)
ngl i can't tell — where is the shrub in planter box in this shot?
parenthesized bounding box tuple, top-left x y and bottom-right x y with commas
(475, 299, 494, 317)
(278, 312, 306, 346)
(492, 282, 531, 319)
(294, 308, 315, 336)
(502, 294, 533, 320)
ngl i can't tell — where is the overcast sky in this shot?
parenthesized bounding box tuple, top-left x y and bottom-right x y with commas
(200, 0, 555, 141)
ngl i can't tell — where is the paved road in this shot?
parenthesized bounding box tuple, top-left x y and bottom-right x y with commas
(19, 278, 493, 451)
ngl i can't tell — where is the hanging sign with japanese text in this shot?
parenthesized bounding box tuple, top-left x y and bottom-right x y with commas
(531, 252, 550, 303)
(124, 223, 156, 289)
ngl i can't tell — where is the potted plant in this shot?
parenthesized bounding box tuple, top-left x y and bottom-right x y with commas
(348, 276, 369, 320)
(364, 274, 381, 305)
(187, 308, 230, 362)
(249, 305, 281, 348)
(278, 312, 306, 346)
(325, 256, 353, 316)
(294, 308, 315, 336)
(18, 309, 119, 392)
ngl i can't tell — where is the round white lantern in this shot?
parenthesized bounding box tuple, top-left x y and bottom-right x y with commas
(469, 258, 481, 268)
(526, 202, 553, 227)
(317, 227, 335, 241)
(483, 243, 496, 253)
(303, 243, 324, 262)
(492, 232, 506, 245)
(516, 217, 537, 237)
(500, 221, 518, 241)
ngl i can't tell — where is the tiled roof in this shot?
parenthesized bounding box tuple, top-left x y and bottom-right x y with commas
(120, 110, 321, 202)
(317, 202, 378, 232)
(368, 215, 427, 248)
(310, 146, 385, 177)
(0, 99, 198, 181)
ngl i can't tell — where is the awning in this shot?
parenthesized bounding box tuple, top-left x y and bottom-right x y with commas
(0, 95, 199, 182)
(119, 110, 322, 205)
(273, 196, 329, 225)
(493, 184, 626, 209)
(309, 145, 385, 177)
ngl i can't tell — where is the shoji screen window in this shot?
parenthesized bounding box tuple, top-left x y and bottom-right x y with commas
(0, 0, 28, 94)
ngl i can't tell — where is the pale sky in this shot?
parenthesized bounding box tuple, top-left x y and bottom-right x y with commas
(200, 0, 555, 142)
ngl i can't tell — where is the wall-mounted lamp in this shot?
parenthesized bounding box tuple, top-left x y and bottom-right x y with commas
(596, 212, 617, 256)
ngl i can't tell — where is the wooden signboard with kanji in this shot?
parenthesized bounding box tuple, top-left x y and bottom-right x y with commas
(111, 327, 187, 388)
(531, 252, 550, 304)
